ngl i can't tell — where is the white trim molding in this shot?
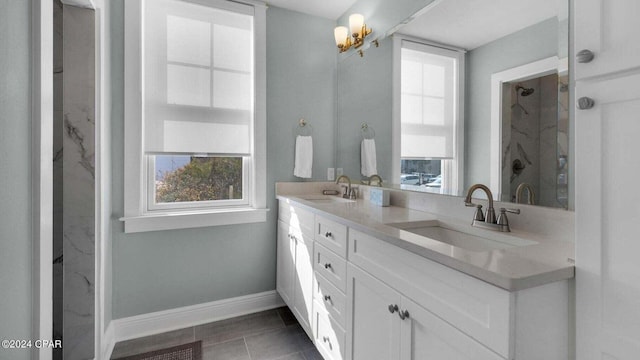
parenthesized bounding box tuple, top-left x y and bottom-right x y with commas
(31, 1, 54, 359)
(120, 207, 269, 233)
(103, 291, 284, 359)
(101, 323, 115, 360)
(489, 56, 563, 198)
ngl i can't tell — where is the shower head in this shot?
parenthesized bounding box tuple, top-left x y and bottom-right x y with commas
(516, 85, 535, 96)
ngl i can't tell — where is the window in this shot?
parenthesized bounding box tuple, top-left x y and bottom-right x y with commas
(123, 0, 267, 233)
(393, 38, 464, 195)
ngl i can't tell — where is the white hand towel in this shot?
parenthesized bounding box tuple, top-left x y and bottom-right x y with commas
(361, 138, 378, 177)
(294, 135, 313, 178)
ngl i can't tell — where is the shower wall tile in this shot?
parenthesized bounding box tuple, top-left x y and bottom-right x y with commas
(62, 5, 95, 359)
(509, 78, 541, 200)
(538, 75, 559, 207)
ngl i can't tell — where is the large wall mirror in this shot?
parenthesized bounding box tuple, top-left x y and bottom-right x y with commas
(336, 0, 572, 210)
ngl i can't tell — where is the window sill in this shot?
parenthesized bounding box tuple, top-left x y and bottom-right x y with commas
(120, 207, 269, 233)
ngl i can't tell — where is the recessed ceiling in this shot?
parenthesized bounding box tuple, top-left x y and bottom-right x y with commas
(267, 0, 358, 20)
(399, 0, 566, 50)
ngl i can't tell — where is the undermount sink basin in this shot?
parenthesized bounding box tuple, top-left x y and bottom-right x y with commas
(386, 220, 538, 252)
(297, 195, 355, 204)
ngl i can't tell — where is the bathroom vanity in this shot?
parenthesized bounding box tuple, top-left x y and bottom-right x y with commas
(276, 182, 574, 360)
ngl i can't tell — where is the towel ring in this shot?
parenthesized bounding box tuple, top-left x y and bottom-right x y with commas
(296, 118, 313, 136)
(361, 123, 375, 140)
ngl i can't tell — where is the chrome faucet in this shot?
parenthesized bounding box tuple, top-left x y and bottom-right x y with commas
(336, 175, 352, 199)
(515, 183, 536, 205)
(368, 174, 383, 187)
(464, 184, 520, 232)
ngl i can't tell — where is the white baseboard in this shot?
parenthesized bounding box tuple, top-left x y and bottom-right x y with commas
(102, 290, 283, 359)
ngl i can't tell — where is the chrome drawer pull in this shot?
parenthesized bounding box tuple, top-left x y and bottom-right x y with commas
(388, 304, 398, 314)
(324, 295, 331, 302)
(325, 231, 332, 238)
(324, 263, 332, 269)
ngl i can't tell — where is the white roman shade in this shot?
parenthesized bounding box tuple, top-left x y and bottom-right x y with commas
(143, 0, 254, 155)
(400, 41, 457, 159)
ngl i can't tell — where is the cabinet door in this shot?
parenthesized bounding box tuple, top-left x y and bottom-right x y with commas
(346, 264, 401, 360)
(400, 298, 503, 360)
(574, 0, 640, 80)
(293, 234, 314, 335)
(276, 220, 294, 306)
(576, 74, 640, 359)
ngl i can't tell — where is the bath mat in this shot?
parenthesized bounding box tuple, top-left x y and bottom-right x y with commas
(113, 341, 202, 360)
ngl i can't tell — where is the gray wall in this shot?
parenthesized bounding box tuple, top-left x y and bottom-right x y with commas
(464, 18, 559, 188)
(110, 3, 337, 318)
(337, 36, 393, 181)
(0, 1, 33, 359)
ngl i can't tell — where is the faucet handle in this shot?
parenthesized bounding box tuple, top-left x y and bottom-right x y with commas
(472, 205, 485, 222)
(497, 208, 520, 231)
(501, 208, 520, 214)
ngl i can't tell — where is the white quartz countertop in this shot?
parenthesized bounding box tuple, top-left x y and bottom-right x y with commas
(277, 194, 575, 292)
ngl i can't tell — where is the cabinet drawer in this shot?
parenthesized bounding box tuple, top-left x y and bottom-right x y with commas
(279, 201, 315, 237)
(315, 243, 347, 293)
(348, 229, 511, 358)
(313, 304, 346, 360)
(315, 215, 348, 257)
(314, 272, 346, 328)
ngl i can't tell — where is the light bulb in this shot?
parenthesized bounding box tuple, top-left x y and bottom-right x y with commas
(334, 26, 348, 47)
(349, 14, 364, 38)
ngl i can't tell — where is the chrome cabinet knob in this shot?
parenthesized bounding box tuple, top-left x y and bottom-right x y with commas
(325, 231, 332, 238)
(398, 309, 410, 320)
(577, 97, 595, 110)
(388, 304, 398, 313)
(324, 295, 331, 302)
(576, 49, 595, 63)
(324, 263, 332, 269)
(323, 336, 330, 343)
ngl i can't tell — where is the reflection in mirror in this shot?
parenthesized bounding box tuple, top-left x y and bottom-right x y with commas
(397, 41, 464, 197)
(336, 0, 572, 210)
(493, 58, 570, 209)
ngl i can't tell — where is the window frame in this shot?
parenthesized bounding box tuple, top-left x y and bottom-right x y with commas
(122, 0, 267, 233)
(392, 34, 465, 195)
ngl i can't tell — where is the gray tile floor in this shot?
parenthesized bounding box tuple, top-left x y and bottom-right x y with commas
(111, 307, 324, 360)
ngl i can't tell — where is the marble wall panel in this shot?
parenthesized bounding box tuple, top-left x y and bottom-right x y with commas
(62, 5, 95, 359)
(53, 2, 64, 358)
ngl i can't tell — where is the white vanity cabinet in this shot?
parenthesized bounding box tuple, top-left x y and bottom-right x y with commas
(276, 202, 315, 337)
(574, 0, 640, 81)
(346, 264, 503, 360)
(312, 215, 349, 360)
(575, 1, 640, 358)
(276, 199, 570, 360)
(346, 229, 569, 360)
(276, 220, 295, 305)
